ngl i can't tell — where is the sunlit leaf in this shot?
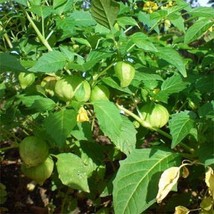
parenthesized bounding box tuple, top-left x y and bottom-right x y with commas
(205, 167, 214, 199)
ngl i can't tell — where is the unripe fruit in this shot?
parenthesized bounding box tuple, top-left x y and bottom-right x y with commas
(18, 72, 35, 89)
(140, 103, 169, 128)
(21, 157, 54, 185)
(19, 136, 49, 167)
(41, 76, 58, 97)
(90, 85, 110, 101)
(114, 62, 135, 87)
(55, 77, 75, 102)
(74, 80, 91, 102)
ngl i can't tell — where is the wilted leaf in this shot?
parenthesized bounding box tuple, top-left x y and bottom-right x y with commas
(156, 167, 180, 203)
(181, 166, 189, 178)
(200, 196, 213, 211)
(174, 206, 190, 214)
(56, 153, 89, 192)
(205, 167, 214, 199)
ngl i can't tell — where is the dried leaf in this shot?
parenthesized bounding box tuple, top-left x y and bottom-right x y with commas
(181, 166, 190, 178)
(156, 167, 180, 203)
(205, 167, 214, 199)
(174, 206, 190, 214)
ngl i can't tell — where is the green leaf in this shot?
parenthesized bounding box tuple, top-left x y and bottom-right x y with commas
(0, 53, 26, 73)
(70, 11, 96, 27)
(111, 116, 137, 155)
(189, 7, 214, 18)
(29, 50, 67, 73)
(130, 33, 158, 52)
(156, 47, 187, 77)
(184, 18, 214, 44)
(93, 100, 123, 142)
(113, 148, 181, 214)
(56, 153, 89, 192)
(117, 17, 139, 28)
(169, 111, 195, 148)
(198, 101, 214, 119)
(44, 109, 77, 147)
(29, 5, 53, 18)
(91, 0, 120, 30)
(19, 95, 56, 111)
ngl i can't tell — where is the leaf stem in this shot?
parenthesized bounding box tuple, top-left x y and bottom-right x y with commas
(25, 11, 52, 51)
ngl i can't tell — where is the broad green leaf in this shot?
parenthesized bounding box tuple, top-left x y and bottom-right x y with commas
(184, 18, 214, 44)
(93, 100, 123, 142)
(170, 15, 185, 32)
(29, 50, 67, 73)
(53, 0, 74, 14)
(189, 7, 214, 18)
(19, 95, 56, 111)
(0, 53, 26, 73)
(70, 11, 96, 27)
(198, 101, 214, 119)
(169, 111, 195, 148)
(56, 153, 89, 192)
(14, 0, 27, 6)
(156, 47, 187, 77)
(44, 109, 77, 147)
(117, 17, 139, 28)
(113, 148, 181, 214)
(111, 116, 137, 155)
(130, 32, 158, 52)
(162, 75, 187, 93)
(91, 0, 120, 30)
(29, 5, 53, 18)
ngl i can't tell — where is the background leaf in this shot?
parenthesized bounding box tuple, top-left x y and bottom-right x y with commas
(184, 18, 213, 44)
(44, 109, 77, 147)
(156, 47, 187, 77)
(93, 100, 123, 142)
(91, 0, 120, 30)
(56, 153, 89, 192)
(29, 50, 67, 73)
(0, 53, 26, 73)
(113, 148, 181, 214)
(169, 111, 195, 148)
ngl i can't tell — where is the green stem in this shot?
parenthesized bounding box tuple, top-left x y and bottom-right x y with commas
(25, 11, 52, 51)
(0, 144, 19, 152)
(4, 33, 13, 49)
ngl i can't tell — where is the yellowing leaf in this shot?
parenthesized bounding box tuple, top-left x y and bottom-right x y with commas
(156, 167, 180, 203)
(200, 196, 213, 211)
(174, 206, 190, 214)
(205, 167, 214, 199)
(181, 166, 189, 178)
(77, 107, 89, 123)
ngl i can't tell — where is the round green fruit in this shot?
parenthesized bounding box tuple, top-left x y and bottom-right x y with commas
(90, 85, 110, 101)
(114, 61, 135, 87)
(18, 72, 35, 89)
(41, 76, 58, 97)
(21, 157, 54, 185)
(140, 103, 169, 128)
(19, 136, 49, 167)
(55, 76, 75, 102)
(73, 78, 91, 102)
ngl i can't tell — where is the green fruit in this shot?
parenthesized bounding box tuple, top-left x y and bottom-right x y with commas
(55, 77, 75, 102)
(19, 136, 49, 167)
(41, 76, 58, 97)
(114, 61, 135, 87)
(74, 79, 91, 102)
(140, 103, 169, 128)
(18, 72, 35, 89)
(21, 157, 54, 185)
(90, 85, 110, 101)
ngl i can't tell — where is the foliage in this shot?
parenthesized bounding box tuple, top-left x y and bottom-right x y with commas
(0, 0, 214, 213)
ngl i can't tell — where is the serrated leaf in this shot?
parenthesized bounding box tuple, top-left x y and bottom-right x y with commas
(93, 100, 123, 142)
(91, 0, 120, 30)
(44, 109, 77, 147)
(0, 53, 26, 73)
(130, 33, 158, 52)
(184, 18, 214, 44)
(112, 116, 137, 155)
(156, 47, 187, 77)
(169, 111, 195, 148)
(70, 11, 96, 27)
(113, 148, 181, 214)
(29, 50, 67, 73)
(56, 153, 89, 192)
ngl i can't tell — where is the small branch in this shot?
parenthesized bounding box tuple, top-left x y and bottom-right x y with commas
(25, 11, 52, 51)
